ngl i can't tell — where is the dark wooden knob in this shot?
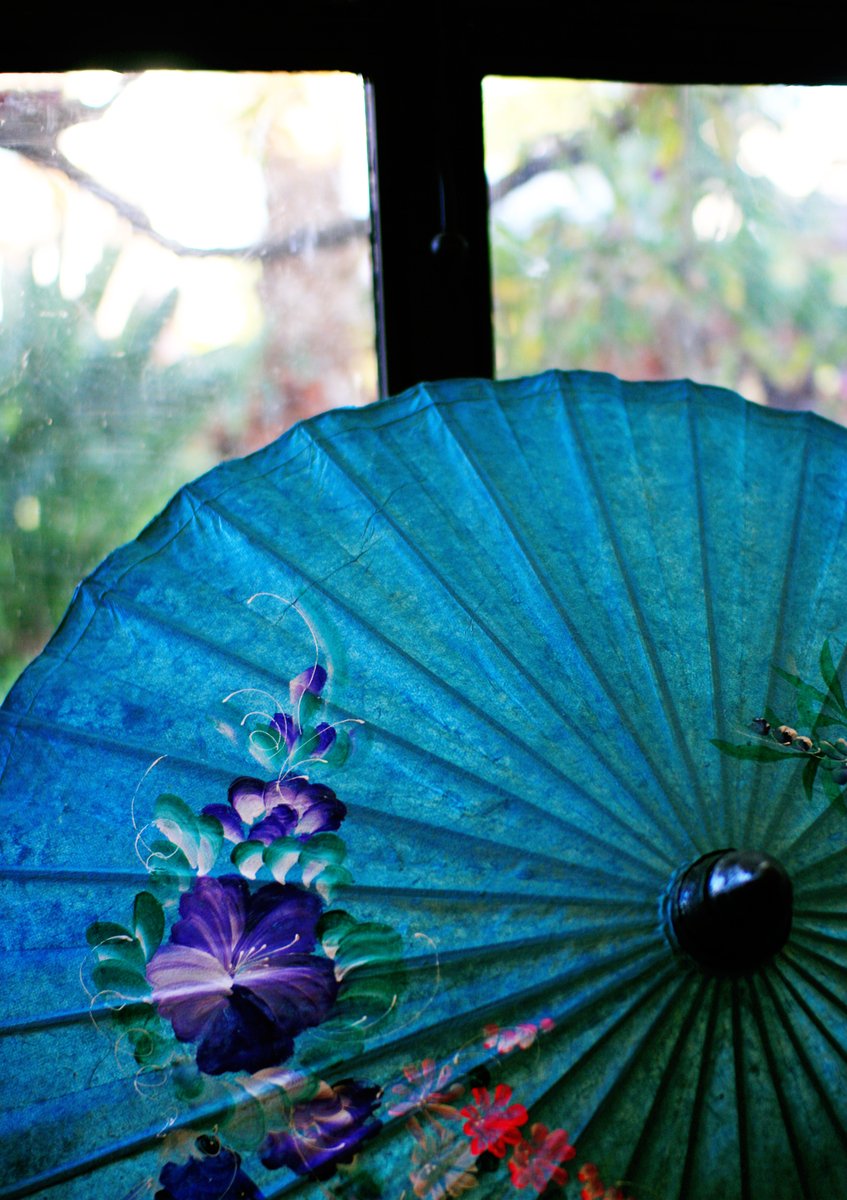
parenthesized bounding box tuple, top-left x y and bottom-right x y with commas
(669, 848, 793, 974)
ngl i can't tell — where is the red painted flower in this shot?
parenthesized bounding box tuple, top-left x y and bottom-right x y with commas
(460, 1083, 527, 1157)
(578, 1163, 636, 1200)
(509, 1123, 575, 1192)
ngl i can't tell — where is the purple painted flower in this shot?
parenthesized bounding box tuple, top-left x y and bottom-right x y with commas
(156, 1140, 264, 1199)
(154, 1137, 260, 1195)
(269, 712, 337, 758)
(205, 776, 346, 847)
(260, 1078, 382, 1179)
(290, 663, 327, 706)
(146, 876, 338, 1075)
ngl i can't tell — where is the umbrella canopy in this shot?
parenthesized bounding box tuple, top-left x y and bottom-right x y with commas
(1, 370, 845, 1200)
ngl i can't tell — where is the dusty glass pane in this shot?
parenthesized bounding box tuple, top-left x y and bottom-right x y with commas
(485, 79, 847, 421)
(0, 71, 375, 695)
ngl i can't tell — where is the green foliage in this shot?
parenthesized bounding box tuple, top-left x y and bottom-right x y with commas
(490, 84, 847, 414)
(709, 739, 794, 763)
(0, 250, 258, 697)
(713, 638, 847, 809)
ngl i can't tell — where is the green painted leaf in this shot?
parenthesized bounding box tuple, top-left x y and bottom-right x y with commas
(127, 1023, 175, 1068)
(86, 921, 131, 948)
(318, 909, 359, 958)
(91, 961, 151, 1000)
(153, 792, 196, 829)
(146, 840, 194, 902)
(820, 639, 847, 713)
(232, 840, 268, 880)
(299, 833, 347, 866)
(331, 922, 405, 977)
(322, 728, 350, 767)
(171, 1059, 206, 1101)
(218, 1080, 268, 1151)
(308, 863, 354, 902)
(821, 767, 843, 802)
(810, 711, 843, 730)
(109, 998, 156, 1030)
(262, 836, 300, 883)
(133, 891, 165, 961)
(797, 682, 829, 729)
(710, 739, 794, 763)
(801, 755, 820, 802)
(818, 740, 844, 760)
(296, 689, 322, 728)
(196, 814, 224, 875)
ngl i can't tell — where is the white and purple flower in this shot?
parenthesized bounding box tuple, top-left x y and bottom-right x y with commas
(146, 875, 338, 1075)
(203, 776, 346, 847)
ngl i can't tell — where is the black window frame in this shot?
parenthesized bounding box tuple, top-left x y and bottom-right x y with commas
(7, 2, 847, 396)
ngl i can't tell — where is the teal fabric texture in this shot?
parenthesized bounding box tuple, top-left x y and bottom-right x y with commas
(1, 371, 845, 1200)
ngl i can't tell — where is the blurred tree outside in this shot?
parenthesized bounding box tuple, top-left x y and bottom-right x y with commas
(0, 72, 376, 698)
(486, 81, 847, 419)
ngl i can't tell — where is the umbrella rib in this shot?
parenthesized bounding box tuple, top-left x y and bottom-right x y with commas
(620, 971, 712, 1189)
(0, 1005, 113, 1036)
(759, 968, 847, 1152)
(554, 384, 707, 815)
(731, 978, 751, 1200)
(324, 943, 673, 1086)
(778, 948, 847, 1028)
(687, 393, 732, 844)
(0, 867, 646, 908)
(746, 975, 815, 1200)
(441, 388, 707, 845)
(793, 879, 847, 903)
(0, 696, 662, 885)
(196, 490, 680, 874)
(10, 490, 675, 879)
(750, 425, 814, 846)
(1, 927, 663, 1039)
(676, 977, 723, 1200)
(0, 709, 237, 787)
(793, 907, 847, 923)
(791, 842, 847, 884)
(789, 925, 847, 954)
(298, 420, 698, 858)
(527, 965, 687, 1137)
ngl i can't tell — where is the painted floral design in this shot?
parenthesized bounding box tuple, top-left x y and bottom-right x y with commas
(408, 1119, 478, 1200)
(156, 1140, 264, 1200)
(146, 875, 338, 1074)
(713, 638, 847, 809)
(578, 1163, 637, 1200)
(482, 1019, 554, 1056)
(204, 776, 347, 846)
(508, 1124, 575, 1192)
(259, 1078, 382, 1178)
(388, 1059, 465, 1120)
(268, 664, 337, 762)
(461, 1083, 528, 1158)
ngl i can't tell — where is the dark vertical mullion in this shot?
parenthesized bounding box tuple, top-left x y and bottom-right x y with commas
(367, 57, 493, 397)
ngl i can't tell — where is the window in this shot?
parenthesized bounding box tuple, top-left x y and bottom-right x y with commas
(485, 79, 847, 420)
(3, 6, 845, 694)
(0, 71, 374, 692)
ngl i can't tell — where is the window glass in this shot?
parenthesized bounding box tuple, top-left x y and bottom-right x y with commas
(0, 71, 375, 695)
(485, 78, 847, 421)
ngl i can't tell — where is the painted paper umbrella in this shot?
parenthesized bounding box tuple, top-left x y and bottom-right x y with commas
(1, 371, 846, 1200)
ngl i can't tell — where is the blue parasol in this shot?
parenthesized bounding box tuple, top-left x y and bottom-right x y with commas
(1, 371, 845, 1200)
